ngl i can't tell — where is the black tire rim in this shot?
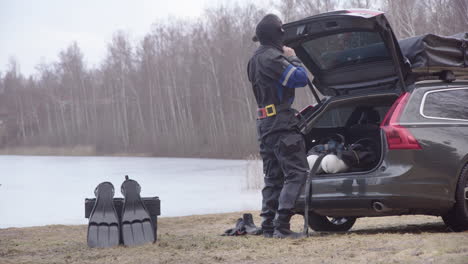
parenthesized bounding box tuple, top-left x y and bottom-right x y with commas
(464, 179, 468, 217)
(464, 184, 468, 203)
(327, 217, 349, 225)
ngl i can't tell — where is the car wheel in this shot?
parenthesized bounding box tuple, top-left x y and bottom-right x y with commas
(307, 211, 356, 232)
(442, 164, 468, 232)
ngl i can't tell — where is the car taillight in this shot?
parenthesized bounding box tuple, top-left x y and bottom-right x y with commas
(380, 92, 422, 150)
(297, 104, 314, 117)
(301, 105, 314, 112)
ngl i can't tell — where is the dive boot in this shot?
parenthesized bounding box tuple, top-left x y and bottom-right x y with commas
(261, 218, 274, 238)
(223, 218, 246, 236)
(273, 226, 306, 239)
(87, 182, 120, 248)
(121, 176, 155, 246)
(243, 213, 262, 235)
(273, 213, 305, 239)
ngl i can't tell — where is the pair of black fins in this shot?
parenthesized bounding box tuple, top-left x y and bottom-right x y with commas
(87, 177, 155, 248)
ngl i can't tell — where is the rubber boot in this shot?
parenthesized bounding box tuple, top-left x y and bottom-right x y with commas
(243, 214, 262, 235)
(273, 213, 305, 239)
(222, 218, 246, 236)
(261, 218, 274, 238)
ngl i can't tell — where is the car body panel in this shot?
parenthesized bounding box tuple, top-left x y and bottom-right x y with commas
(294, 81, 468, 218)
(402, 82, 468, 198)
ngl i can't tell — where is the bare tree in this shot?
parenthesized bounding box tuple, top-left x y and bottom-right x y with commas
(1, 0, 465, 158)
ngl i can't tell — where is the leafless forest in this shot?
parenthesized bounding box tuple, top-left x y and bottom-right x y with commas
(0, 0, 466, 158)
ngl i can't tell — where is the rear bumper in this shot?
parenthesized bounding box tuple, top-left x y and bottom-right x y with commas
(294, 195, 452, 217)
(294, 150, 454, 217)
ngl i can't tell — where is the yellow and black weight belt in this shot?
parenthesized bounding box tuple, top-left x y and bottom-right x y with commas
(257, 104, 290, 119)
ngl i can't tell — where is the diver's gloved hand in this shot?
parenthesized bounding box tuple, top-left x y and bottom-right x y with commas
(283, 46, 296, 57)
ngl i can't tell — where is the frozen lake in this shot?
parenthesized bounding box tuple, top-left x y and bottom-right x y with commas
(0, 156, 261, 228)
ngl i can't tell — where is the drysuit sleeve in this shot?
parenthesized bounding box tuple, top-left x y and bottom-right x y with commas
(263, 54, 308, 89)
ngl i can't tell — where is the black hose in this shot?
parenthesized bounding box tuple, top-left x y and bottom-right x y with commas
(307, 79, 321, 104)
(303, 153, 327, 237)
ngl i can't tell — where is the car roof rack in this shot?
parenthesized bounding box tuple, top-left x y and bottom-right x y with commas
(409, 68, 468, 83)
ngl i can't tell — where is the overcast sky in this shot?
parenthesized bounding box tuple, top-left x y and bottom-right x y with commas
(1, 0, 268, 76)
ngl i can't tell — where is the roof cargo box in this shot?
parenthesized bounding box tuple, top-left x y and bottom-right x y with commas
(399, 33, 468, 81)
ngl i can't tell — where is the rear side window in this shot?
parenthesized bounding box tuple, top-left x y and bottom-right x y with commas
(422, 88, 468, 121)
(301, 31, 390, 70)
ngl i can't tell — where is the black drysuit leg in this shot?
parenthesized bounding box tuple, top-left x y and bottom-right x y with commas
(259, 130, 308, 232)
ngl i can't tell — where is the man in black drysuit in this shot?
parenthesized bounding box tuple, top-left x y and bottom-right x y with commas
(247, 14, 309, 238)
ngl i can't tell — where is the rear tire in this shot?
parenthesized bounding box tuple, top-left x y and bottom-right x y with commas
(308, 211, 356, 232)
(442, 164, 468, 232)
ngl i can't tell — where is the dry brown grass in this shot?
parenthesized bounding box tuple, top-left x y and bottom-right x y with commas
(1, 212, 467, 264)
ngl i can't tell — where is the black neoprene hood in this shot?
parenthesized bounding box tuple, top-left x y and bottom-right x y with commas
(253, 14, 284, 50)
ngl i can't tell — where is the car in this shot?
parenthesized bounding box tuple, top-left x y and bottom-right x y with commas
(282, 9, 468, 232)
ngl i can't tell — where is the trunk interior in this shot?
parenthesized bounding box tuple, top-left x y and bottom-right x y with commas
(303, 93, 399, 174)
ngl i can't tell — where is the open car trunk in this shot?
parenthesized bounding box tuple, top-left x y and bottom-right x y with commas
(284, 9, 467, 173)
(284, 9, 466, 173)
(283, 10, 467, 97)
(303, 93, 399, 174)
(283, 9, 408, 96)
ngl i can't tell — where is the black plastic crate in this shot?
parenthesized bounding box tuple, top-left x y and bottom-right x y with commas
(85, 197, 160, 240)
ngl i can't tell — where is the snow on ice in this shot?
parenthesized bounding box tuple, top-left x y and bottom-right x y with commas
(0, 156, 261, 228)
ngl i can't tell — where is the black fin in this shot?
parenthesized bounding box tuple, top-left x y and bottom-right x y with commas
(121, 177, 155, 246)
(87, 182, 120, 248)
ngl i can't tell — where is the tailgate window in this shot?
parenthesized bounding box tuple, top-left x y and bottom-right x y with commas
(314, 105, 392, 128)
(302, 31, 390, 70)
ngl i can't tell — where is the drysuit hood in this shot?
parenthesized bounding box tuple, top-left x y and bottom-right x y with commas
(253, 14, 284, 51)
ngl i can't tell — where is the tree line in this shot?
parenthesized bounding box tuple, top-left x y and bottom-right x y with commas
(0, 0, 466, 158)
